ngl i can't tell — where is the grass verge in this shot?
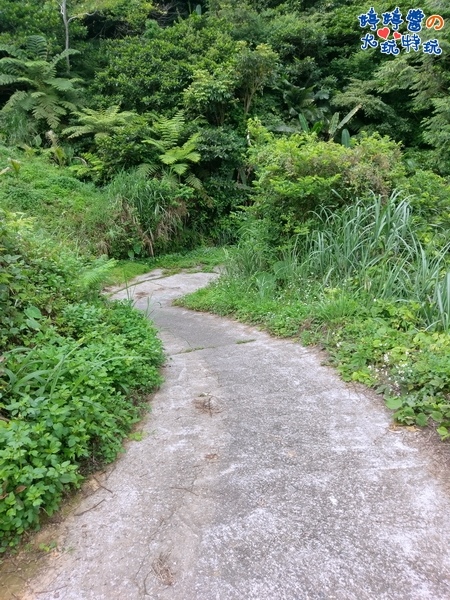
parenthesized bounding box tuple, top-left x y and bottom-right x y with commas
(105, 247, 227, 286)
(178, 278, 450, 438)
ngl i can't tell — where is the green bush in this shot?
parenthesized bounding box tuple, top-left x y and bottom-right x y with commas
(0, 212, 164, 551)
(246, 120, 405, 243)
(93, 116, 157, 182)
(403, 169, 450, 233)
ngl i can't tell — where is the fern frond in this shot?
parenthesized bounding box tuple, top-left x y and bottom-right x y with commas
(10, 76, 34, 86)
(32, 96, 65, 128)
(61, 105, 135, 140)
(0, 44, 25, 59)
(1, 90, 30, 112)
(51, 48, 80, 68)
(0, 57, 27, 75)
(45, 77, 77, 91)
(374, 58, 416, 93)
(25, 59, 54, 80)
(137, 162, 159, 178)
(0, 74, 22, 85)
(143, 138, 166, 152)
(77, 257, 117, 293)
(57, 100, 79, 112)
(185, 173, 204, 191)
(25, 36, 48, 60)
(170, 162, 188, 176)
(63, 124, 95, 138)
(104, 105, 121, 117)
(184, 150, 201, 163)
(150, 110, 185, 149)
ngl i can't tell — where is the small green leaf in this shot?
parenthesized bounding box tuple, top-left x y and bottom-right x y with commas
(25, 318, 40, 330)
(437, 426, 450, 439)
(431, 411, 443, 422)
(415, 413, 428, 427)
(386, 397, 403, 410)
(25, 306, 42, 320)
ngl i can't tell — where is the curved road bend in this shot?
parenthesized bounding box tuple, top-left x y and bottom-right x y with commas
(23, 271, 450, 600)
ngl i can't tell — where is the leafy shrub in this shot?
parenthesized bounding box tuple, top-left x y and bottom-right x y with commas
(0, 213, 164, 551)
(92, 15, 237, 113)
(402, 169, 450, 232)
(247, 119, 405, 243)
(93, 116, 156, 181)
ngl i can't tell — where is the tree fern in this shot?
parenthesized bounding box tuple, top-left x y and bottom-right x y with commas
(148, 111, 186, 151)
(0, 36, 82, 135)
(332, 79, 397, 121)
(141, 113, 204, 194)
(63, 105, 138, 141)
(374, 59, 417, 94)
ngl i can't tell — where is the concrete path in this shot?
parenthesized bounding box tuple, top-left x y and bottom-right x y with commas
(22, 272, 450, 600)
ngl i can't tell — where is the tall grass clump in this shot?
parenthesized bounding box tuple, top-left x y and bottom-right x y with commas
(106, 170, 192, 256)
(296, 192, 450, 330)
(224, 217, 274, 280)
(223, 192, 450, 331)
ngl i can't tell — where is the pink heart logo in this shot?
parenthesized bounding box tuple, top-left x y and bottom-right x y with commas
(393, 31, 402, 40)
(377, 27, 390, 40)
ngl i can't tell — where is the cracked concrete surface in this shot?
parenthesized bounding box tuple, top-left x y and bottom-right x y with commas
(22, 271, 450, 599)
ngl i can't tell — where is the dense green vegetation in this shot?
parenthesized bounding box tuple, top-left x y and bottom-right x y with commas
(0, 211, 164, 551)
(1, 0, 450, 549)
(1, 0, 448, 252)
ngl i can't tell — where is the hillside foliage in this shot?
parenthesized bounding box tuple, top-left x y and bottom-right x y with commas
(1, 0, 450, 549)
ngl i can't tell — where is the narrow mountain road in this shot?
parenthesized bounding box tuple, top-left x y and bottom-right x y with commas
(23, 271, 450, 600)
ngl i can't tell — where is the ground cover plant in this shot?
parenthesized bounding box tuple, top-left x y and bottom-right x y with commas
(0, 212, 164, 552)
(0, 145, 114, 253)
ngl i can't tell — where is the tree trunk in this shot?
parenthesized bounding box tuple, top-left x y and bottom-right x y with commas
(59, 0, 71, 71)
